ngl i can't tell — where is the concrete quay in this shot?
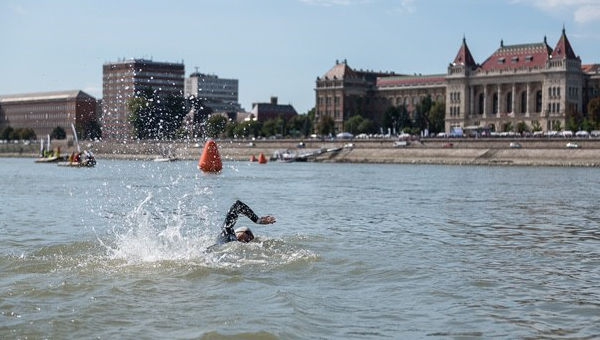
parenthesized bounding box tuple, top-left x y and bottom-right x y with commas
(3, 138, 600, 167)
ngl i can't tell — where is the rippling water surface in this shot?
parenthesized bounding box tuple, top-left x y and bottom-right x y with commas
(1, 157, 600, 339)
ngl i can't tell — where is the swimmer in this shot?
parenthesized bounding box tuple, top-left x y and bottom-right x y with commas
(219, 200, 276, 244)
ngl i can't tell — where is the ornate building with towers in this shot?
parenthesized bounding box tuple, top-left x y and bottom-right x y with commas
(315, 28, 600, 135)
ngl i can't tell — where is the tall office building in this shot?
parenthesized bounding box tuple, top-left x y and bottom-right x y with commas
(184, 72, 242, 113)
(102, 59, 185, 139)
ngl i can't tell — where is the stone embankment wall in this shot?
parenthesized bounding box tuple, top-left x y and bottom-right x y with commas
(2, 138, 600, 167)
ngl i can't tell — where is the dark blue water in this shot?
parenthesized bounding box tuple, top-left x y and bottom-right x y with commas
(1, 157, 600, 339)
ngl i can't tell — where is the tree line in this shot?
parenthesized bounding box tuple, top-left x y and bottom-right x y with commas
(126, 88, 449, 141)
(127, 87, 315, 140)
(124, 90, 600, 140)
(0, 126, 37, 141)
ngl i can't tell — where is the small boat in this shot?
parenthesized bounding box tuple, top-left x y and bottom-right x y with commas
(35, 135, 64, 163)
(35, 156, 62, 163)
(272, 149, 297, 162)
(58, 150, 96, 167)
(153, 156, 179, 162)
(57, 124, 96, 167)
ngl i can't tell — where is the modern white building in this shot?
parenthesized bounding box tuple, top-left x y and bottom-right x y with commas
(184, 72, 242, 113)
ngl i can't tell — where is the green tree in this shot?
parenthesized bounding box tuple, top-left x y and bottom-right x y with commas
(531, 120, 542, 132)
(1, 126, 14, 140)
(345, 115, 364, 135)
(261, 118, 279, 137)
(205, 115, 228, 138)
(382, 106, 411, 134)
(234, 120, 262, 138)
(187, 96, 214, 138)
(382, 107, 400, 133)
(414, 95, 433, 131)
(581, 118, 593, 132)
(289, 114, 313, 137)
(225, 121, 237, 138)
(82, 121, 102, 140)
(516, 121, 529, 134)
(551, 120, 563, 131)
(566, 115, 579, 132)
(50, 126, 66, 139)
(14, 127, 36, 140)
(317, 115, 335, 136)
(587, 97, 600, 129)
(357, 118, 377, 134)
(128, 87, 186, 140)
(428, 102, 446, 134)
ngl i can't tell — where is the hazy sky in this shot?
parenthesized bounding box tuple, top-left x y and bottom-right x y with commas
(2, 0, 599, 114)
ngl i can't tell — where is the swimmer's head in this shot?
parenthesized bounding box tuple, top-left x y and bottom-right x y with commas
(235, 227, 254, 242)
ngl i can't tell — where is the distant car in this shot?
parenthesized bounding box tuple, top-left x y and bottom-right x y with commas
(442, 142, 453, 148)
(566, 142, 580, 149)
(247, 142, 255, 147)
(393, 141, 408, 148)
(297, 142, 305, 148)
(509, 142, 522, 149)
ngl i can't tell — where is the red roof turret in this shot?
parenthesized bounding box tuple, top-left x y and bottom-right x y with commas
(551, 27, 578, 60)
(452, 37, 477, 67)
(322, 59, 358, 79)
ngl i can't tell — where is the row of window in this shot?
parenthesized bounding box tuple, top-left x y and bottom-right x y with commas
(497, 55, 534, 64)
(567, 87, 580, 99)
(547, 102, 561, 113)
(4, 104, 75, 112)
(449, 106, 460, 117)
(449, 92, 461, 103)
(318, 110, 342, 120)
(318, 96, 341, 105)
(548, 86, 561, 98)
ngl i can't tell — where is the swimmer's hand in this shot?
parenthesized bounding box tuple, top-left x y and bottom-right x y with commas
(258, 216, 276, 225)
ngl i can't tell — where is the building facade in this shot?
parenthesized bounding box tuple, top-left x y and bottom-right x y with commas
(184, 72, 242, 113)
(315, 28, 600, 135)
(315, 59, 397, 133)
(0, 90, 97, 138)
(102, 59, 185, 139)
(250, 97, 297, 122)
(446, 29, 589, 134)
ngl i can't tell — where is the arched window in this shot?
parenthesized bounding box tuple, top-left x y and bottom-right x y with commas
(535, 91, 542, 112)
(506, 92, 512, 113)
(520, 91, 527, 114)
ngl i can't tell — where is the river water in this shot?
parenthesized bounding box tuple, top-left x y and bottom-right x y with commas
(1, 157, 599, 339)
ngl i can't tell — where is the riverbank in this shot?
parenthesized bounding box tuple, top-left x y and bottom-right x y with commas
(2, 138, 600, 167)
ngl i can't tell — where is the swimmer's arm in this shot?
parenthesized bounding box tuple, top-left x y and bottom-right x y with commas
(222, 201, 276, 233)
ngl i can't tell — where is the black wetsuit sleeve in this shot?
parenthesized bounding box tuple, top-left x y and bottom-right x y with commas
(220, 200, 260, 243)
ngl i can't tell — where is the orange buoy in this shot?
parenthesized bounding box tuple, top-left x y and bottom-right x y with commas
(250, 154, 257, 162)
(198, 140, 223, 173)
(258, 153, 268, 164)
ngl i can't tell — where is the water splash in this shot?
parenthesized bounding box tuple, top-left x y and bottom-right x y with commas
(98, 193, 317, 269)
(101, 192, 214, 264)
